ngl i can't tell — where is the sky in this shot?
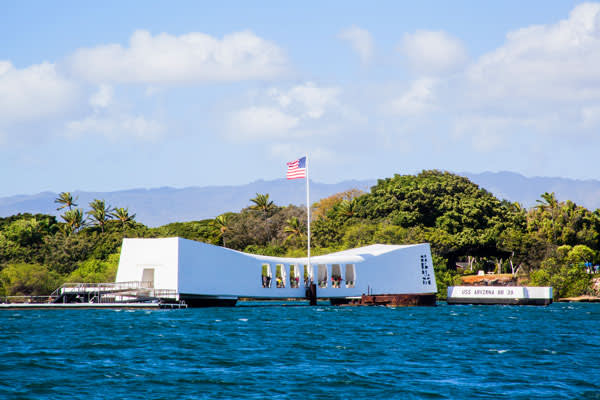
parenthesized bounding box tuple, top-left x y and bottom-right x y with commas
(1, 0, 599, 196)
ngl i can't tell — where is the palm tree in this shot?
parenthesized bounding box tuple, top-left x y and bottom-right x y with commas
(536, 192, 558, 211)
(87, 199, 112, 232)
(61, 208, 86, 235)
(211, 214, 229, 247)
(55, 192, 78, 211)
(536, 192, 559, 243)
(250, 193, 275, 214)
(284, 216, 305, 246)
(110, 207, 136, 229)
(337, 199, 357, 217)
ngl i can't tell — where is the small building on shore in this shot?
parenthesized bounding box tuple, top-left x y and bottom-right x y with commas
(115, 237, 438, 307)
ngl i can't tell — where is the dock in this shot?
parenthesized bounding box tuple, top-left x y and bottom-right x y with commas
(0, 302, 186, 310)
(0, 281, 187, 310)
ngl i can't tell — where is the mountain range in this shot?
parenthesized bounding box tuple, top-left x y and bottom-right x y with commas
(2, 171, 599, 227)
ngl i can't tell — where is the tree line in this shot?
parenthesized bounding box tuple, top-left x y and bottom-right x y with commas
(1, 170, 599, 300)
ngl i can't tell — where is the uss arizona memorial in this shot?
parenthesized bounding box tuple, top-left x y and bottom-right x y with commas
(115, 237, 438, 306)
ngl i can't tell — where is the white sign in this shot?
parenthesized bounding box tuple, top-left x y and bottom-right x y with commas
(448, 286, 525, 299)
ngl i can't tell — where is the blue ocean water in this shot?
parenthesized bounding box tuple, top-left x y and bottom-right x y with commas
(1, 302, 599, 400)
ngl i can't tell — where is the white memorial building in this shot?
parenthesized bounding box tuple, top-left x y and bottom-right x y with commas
(115, 237, 438, 306)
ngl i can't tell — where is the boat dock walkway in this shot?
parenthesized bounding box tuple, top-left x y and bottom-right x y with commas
(1, 281, 187, 310)
(0, 302, 187, 310)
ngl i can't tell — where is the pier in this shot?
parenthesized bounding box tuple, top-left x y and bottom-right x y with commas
(0, 281, 187, 309)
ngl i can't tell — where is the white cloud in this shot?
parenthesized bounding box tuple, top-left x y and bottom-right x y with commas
(466, 3, 600, 104)
(400, 30, 467, 76)
(228, 106, 299, 140)
(453, 115, 514, 152)
(268, 143, 336, 162)
(89, 84, 113, 109)
(581, 104, 600, 129)
(270, 82, 341, 119)
(338, 26, 374, 64)
(0, 61, 79, 124)
(66, 114, 164, 141)
(67, 30, 288, 85)
(226, 82, 347, 142)
(383, 4, 600, 154)
(438, 2, 600, 151)
(387, 78, 437, 116)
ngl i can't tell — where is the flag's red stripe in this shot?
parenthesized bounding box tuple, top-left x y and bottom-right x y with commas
(286, 157, 306, 179)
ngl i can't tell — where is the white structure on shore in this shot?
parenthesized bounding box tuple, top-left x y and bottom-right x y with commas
(447, 286, 553, 305)
(115, 237, 437, 306)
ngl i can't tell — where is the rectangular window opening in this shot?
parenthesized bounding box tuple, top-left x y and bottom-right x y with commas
(261, 264, 272, 288)
(331, 264, 342, 288)
(345, 264, 356, 288)
(318, 264, 328, 288)
(276, 264, 286, 288)
(289, 264, 300, 288)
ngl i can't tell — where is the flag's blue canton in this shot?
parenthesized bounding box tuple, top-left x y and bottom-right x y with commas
(297, 157, 306, 168)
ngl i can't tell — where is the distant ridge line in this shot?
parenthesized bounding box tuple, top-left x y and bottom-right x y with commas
(2, 172, 600, 227)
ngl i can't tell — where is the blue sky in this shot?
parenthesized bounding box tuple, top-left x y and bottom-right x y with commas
(1, 0, 597, 196)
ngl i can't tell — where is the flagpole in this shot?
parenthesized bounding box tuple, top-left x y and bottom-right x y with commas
(305, 154, 311, 280)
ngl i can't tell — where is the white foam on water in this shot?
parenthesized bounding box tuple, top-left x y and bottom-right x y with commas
(238, 318, 248, 322)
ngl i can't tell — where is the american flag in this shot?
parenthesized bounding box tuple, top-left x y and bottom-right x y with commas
(286, 156, 306, 179)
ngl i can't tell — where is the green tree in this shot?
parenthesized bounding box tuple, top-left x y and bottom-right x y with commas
(283, 216, 305, 246)
(250, 193, 275, 214)
(530, 245, 593, 299)
(3, 218, 44, 248)
(337, 199, 358, 218)
(312, 189, 364, 220)
(54, 192, 78, 211)
(314, 170, 512, 268)
(153, 220, 215, 243)
(87, 199, 112, 232)
(61, 208, 87, 235)
(211, 214, 230, 247)
(342, 223, 377, 248)
(110, 207, 136, 229)
(536, 192, 558, 211)
(42, 231, 95, 274)
(66, 253, 120, 283)
(0, 263, 63, 296)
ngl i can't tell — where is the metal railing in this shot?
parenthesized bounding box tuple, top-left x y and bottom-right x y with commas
(1, 296, 54, 304)
(53, 281, 153, 295)
(49, 281, 177, 304)
(2, 282, 179, 305)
